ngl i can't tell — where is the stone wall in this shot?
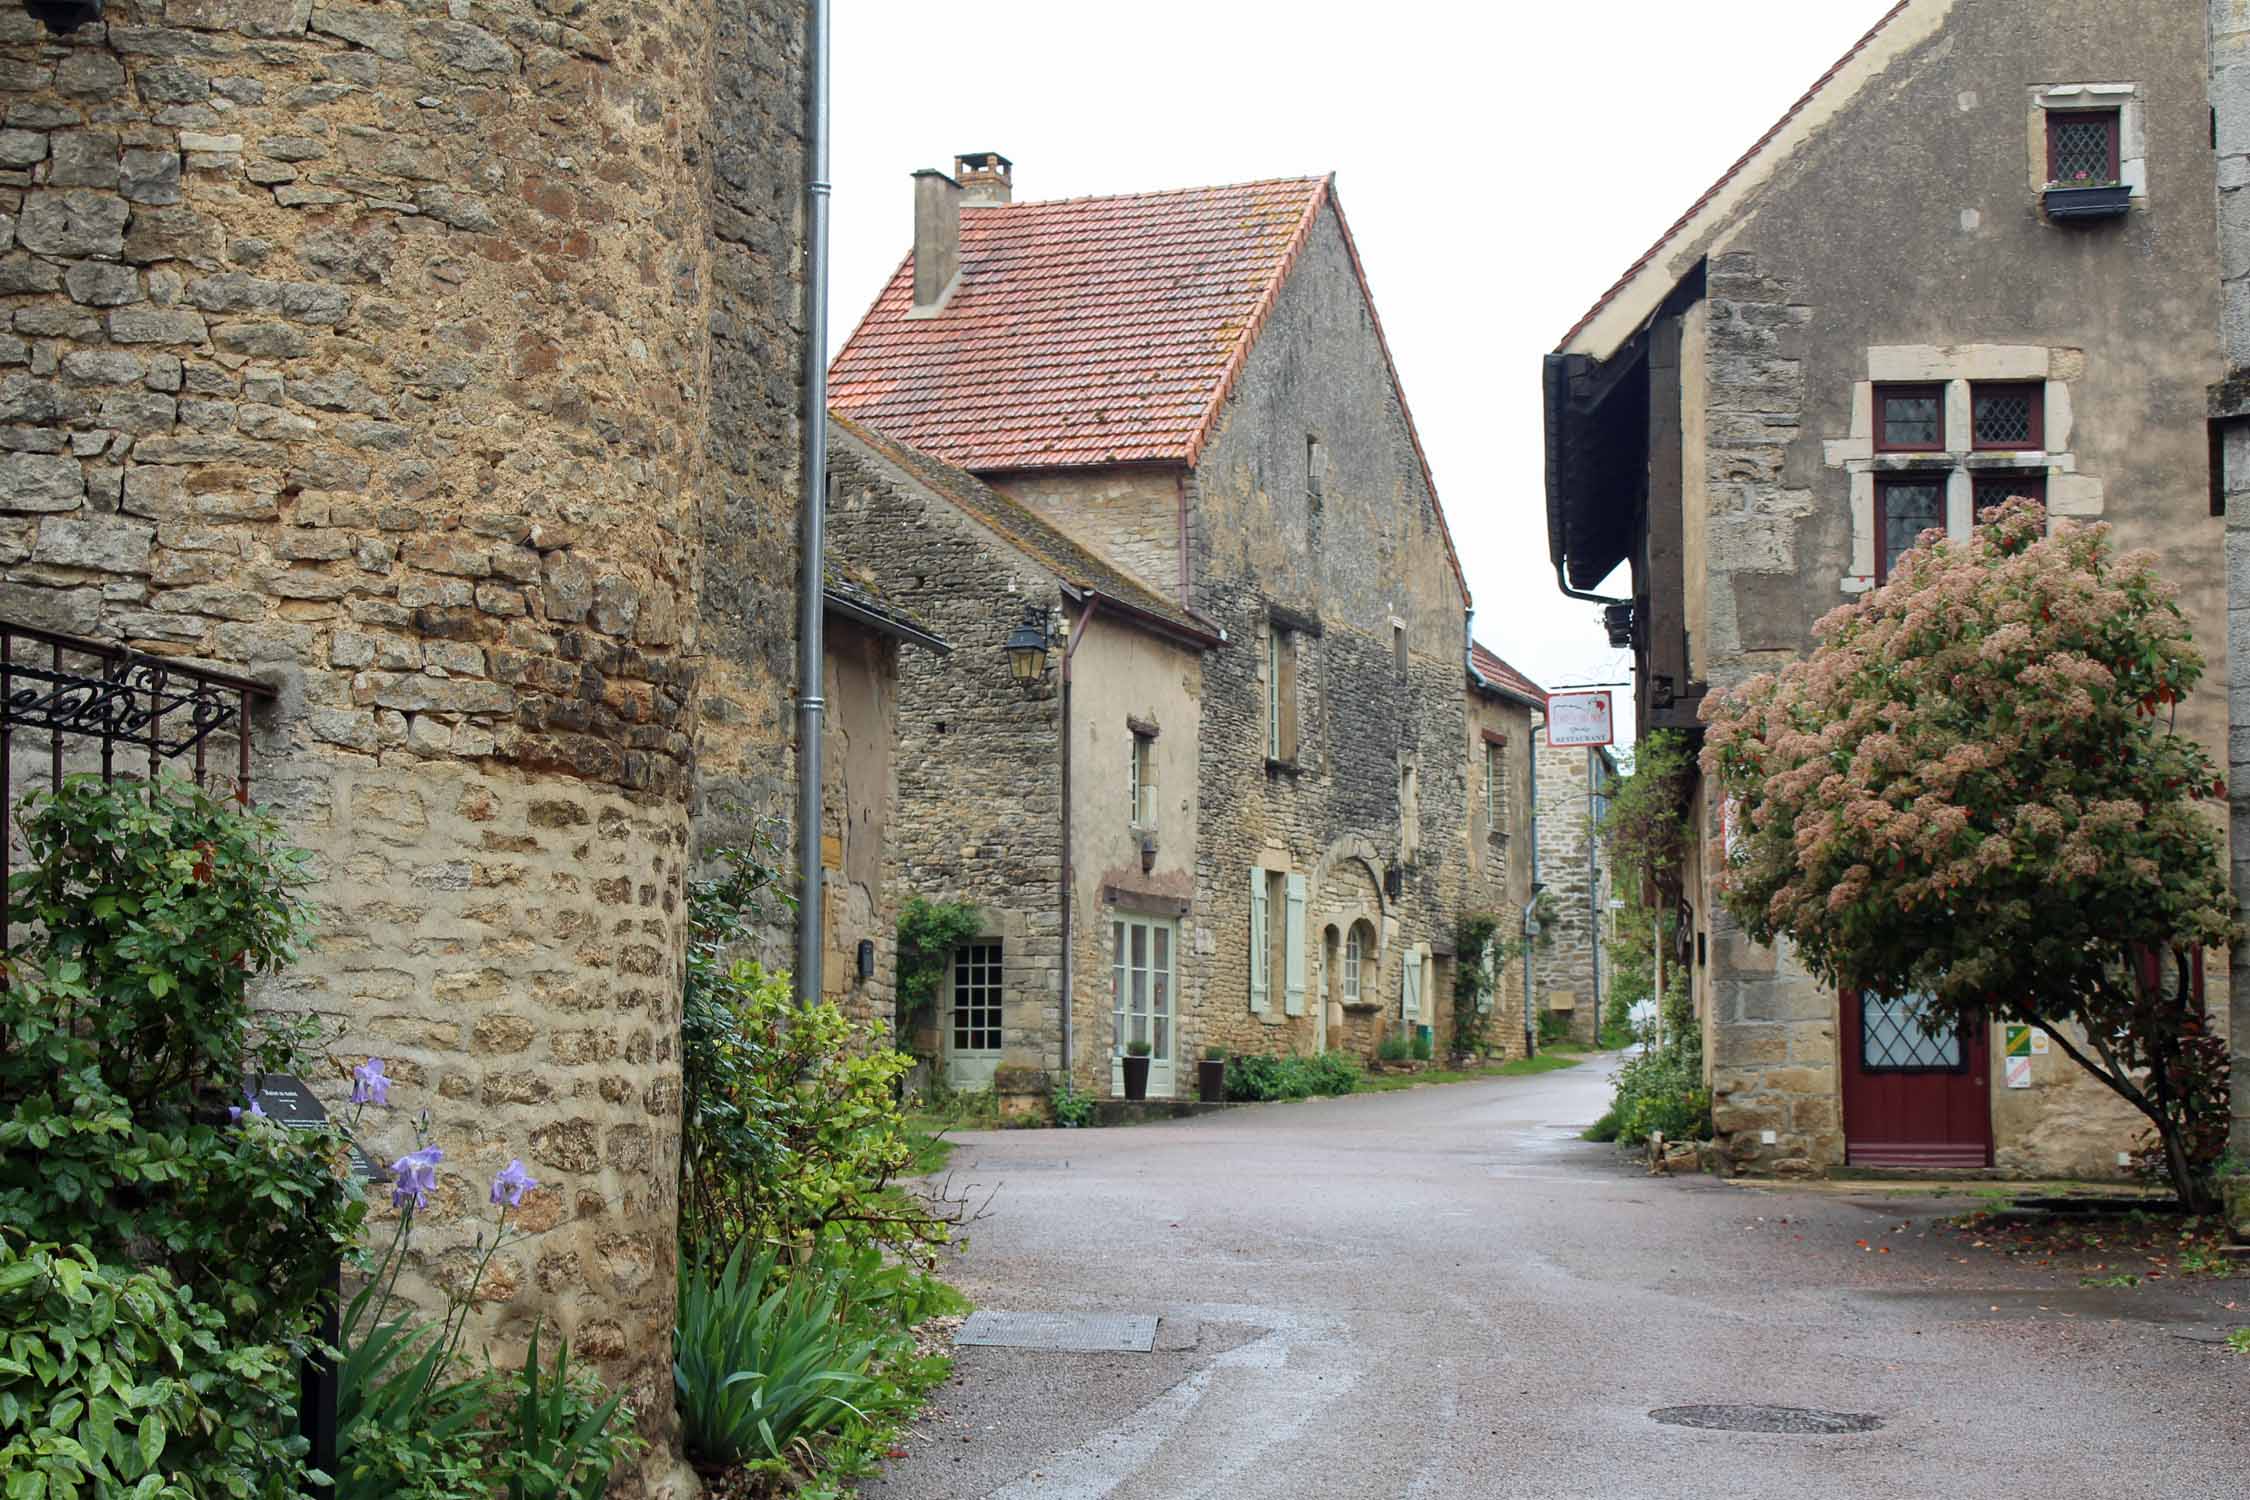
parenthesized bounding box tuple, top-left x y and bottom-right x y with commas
(1187, 200, 1472, 1065)
(2210, 0, 2250, 1199)
(1531, 738, 1601, 1044)
(0, 2, 812, 1482)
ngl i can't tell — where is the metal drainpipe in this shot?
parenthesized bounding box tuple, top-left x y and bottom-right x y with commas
(1586, 748, 1600, 1036)
(1059, 596, 1101, 1087)
(1523, 716, 1543, 1056)
(792, 0, 832, 1008)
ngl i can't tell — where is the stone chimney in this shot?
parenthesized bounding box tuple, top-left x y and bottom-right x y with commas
(912, 168, 961, 313)
(956, 151, 1014, 205)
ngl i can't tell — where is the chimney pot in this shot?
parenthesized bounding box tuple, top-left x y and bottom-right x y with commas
(956, 151, 1014, 206)
(911, 168, 962, 314)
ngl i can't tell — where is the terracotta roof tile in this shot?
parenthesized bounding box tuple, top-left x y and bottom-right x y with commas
(1470, 641, 1545, 706)
(831, 177, 1327, 471)
(831, 173, 1472, 606)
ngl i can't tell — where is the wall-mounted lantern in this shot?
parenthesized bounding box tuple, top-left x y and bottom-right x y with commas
(1004, 605, 1052, 685)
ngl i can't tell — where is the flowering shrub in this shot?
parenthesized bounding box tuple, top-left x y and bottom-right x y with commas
(1703, 500, 2237, 1206)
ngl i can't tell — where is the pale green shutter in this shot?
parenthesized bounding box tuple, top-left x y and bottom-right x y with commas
(1249, 869, 1269, 1013)
(1283, 873, 1308, 1017)
(1402, 949, 1418, 1025)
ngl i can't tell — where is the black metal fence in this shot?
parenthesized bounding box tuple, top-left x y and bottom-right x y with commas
(0, 618, 270, 949)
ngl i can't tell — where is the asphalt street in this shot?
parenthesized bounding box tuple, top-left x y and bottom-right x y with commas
(867, 1055, 2247, 1500)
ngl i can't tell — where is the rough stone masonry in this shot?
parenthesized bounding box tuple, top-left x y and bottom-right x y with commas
(0, 0, 810, 1483)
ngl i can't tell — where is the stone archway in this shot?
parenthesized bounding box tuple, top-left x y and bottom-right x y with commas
(1311, 836, 1389, 1053)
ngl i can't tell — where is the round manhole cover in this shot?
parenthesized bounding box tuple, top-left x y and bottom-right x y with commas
(1650, 1405, 1883, 1435)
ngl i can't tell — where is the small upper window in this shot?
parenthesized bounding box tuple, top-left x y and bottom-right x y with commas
(1971, 383, 2042, 450)
(1484, 740, 1504, 832)
(1266, 622, 1300, 764)
(1874, 384, 1945, 452)
(1306, 436, 1324, 504)
(2046, 109, 2120, 186)
(1393, 623, 1408, 678)
(1130, 729, 1156, 827)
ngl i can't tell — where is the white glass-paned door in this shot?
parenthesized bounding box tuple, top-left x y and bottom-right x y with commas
(945, 940, 1003, 1090)
(1112, 915, 1177, 1098)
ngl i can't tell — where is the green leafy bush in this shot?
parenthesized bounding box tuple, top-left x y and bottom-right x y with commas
(896, 895, 982, 1039)
(1375, 1035, 1412, 1064)
(683, 847, 952, 1267)
(1604, 1027, 1712, 1146)
(1225, 1051, 1360, 1102)
(0, 1237, 309, 1499)
(1050, 1081, 1094, 1129)
(0, 776, 363, 1348)
(1410, 1030, 1433, 1062)
(1537, 1010, 1571, 1047)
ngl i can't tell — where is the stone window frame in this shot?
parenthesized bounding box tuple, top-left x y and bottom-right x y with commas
(1481, 730, 1508, 845)
(2028, 82, 2146, 207)
(1825, 345, 2101, 595)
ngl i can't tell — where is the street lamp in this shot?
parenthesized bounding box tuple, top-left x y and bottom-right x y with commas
(1004, 606, 1051, 685)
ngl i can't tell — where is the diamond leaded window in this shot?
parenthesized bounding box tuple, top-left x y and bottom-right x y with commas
(1971, 383, 2042, 449)
(2046, 110, 2120, 185)
(1860, 992, 1964, 1073)
(1875, 475, 1946, 582)
(1972, 471, 2046, 515)
(1875, 384, 1945, 452)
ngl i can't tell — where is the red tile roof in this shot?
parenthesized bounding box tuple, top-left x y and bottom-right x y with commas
(831, 173, 1470, 605)
(1469, 641, 1545, 706)
(1556, 1, 1911, 352)
(831, 177, 1326, 471)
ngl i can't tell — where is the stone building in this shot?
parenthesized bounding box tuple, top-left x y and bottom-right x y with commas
(831, 158, 1513, 1096)
(1465, 640, 1544, 1059)
(1530, 735, 1617, 1047)
(1542, 0, 2228, 1176)
(827, 414, 1215, 1095)
(2208, 0, 2250, 1232)
(0, 0, 831, 1481)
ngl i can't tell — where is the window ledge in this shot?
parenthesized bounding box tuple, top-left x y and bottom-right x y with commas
(1339, 1000, 1386, 1014)
(2043, 184, 2131, 221)
(1265, 756, 1302, 778)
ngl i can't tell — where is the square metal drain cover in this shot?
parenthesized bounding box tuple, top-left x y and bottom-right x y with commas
(955, 1310, 1158, 1352)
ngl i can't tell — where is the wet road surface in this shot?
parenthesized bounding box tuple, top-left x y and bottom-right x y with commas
(868, 1056, 2247, 1500)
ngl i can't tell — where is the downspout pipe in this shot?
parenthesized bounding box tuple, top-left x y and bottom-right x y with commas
(793, 0, 832, 1008)
(1059, 595, 1102, 1087)
(1523, 715, 1544, 1055)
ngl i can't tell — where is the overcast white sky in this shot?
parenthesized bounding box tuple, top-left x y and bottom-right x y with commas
(829, 1, 1895, 748)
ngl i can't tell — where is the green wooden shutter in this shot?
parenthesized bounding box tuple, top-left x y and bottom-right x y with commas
(1283, 873, 1308, 1017)
(1249, 869, 1269, 1014)
(1402, 948, 1419, 1025)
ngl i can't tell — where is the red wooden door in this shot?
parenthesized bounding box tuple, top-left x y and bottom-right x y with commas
(1840, 990, 1992, 1168)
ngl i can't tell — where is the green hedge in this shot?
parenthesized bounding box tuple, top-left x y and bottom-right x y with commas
(1224, 1051, 1361, 1102)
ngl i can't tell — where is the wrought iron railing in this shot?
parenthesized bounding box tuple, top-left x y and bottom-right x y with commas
(0, 618, 272, 950)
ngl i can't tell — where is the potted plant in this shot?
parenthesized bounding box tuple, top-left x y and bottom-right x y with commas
(2043, 170, 2130, 221)
(1198, 1045, 1227, 1104)
(1122, 1040, 1152, 1101)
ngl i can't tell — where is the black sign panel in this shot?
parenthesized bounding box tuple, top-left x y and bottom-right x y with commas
(248, 1073, 386, 1181)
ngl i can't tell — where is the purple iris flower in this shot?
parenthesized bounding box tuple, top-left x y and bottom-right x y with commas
(489, 1159, 538, 1208)
(389, 1145, 443, 1211)
(229, 1093, 266, 1124)
(351, 1057, 392, 1107)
